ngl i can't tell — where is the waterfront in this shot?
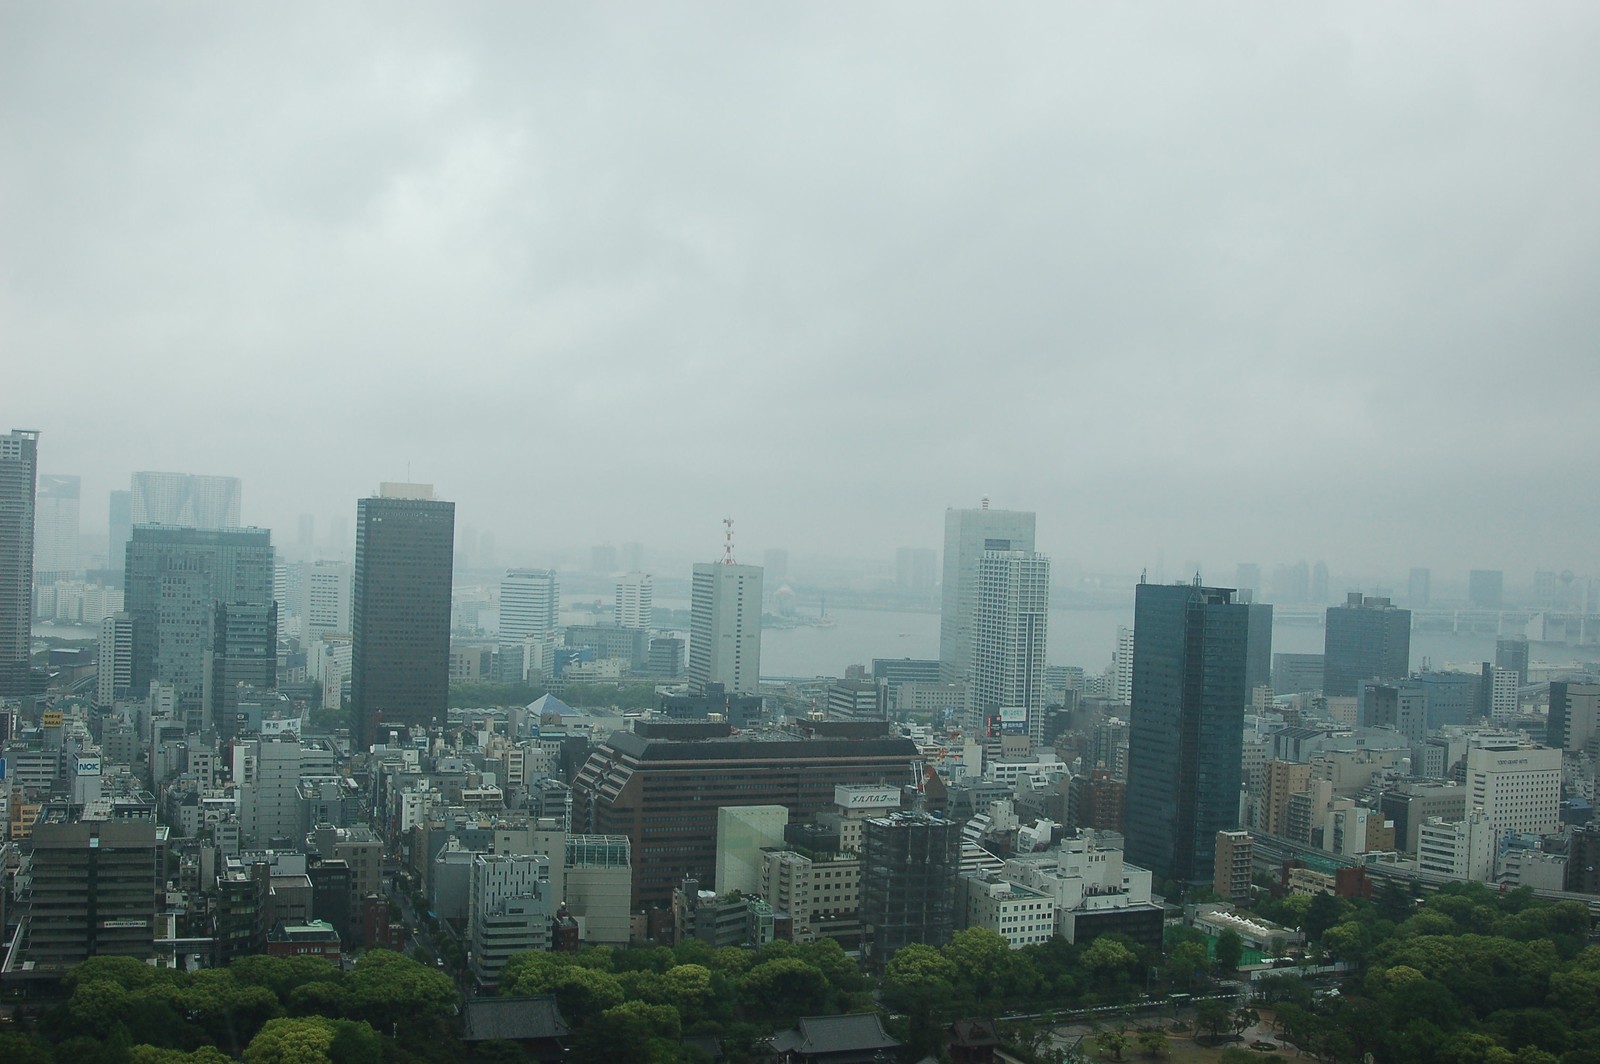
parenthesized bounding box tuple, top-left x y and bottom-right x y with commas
(36, 604, 1585, 687)
(754, 604, 1524, 680)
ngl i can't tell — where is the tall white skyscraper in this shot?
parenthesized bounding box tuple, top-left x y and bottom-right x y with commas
(96, 612, 133, 707)
(1486, 665, 1520, 724)
(615, 572, 653, 630)
(940, 502, 1036, 687)
(689, 561, 763, 694)
(131, 472, 242, 529)
(1112, 626, 1135, 705)
(972, 549, 1050, 742)
(500, 569, 560, 643)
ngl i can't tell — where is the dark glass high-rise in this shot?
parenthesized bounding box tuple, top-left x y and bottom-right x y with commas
(1124, 580, 1249, 887)
(351, 485, 454, 748)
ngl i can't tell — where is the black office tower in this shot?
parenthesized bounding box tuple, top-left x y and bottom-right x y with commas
(0, 430, 39, 695)
(1323, 593, 1411, 697)
(1124, 580, 1249, 888)
(351, 485, 454, 749)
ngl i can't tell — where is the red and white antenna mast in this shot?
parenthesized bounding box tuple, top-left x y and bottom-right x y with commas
(722, 517, 736, 565)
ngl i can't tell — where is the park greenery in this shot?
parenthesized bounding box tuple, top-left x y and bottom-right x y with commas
(0, 880, 1597, 1063)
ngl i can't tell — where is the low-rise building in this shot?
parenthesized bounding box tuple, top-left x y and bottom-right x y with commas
(959, 872, 1054, 948)
(266, 919, 342, 961)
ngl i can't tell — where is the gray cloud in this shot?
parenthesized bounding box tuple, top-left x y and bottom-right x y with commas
(5, 3, 1598, 586)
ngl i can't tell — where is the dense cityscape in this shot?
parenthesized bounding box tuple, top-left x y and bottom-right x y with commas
(7, 5, 1600, 1063)
(0, 443, 1598, 1063)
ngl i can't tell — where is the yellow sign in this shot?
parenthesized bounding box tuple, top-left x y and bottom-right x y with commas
(42, 710, 63, 728)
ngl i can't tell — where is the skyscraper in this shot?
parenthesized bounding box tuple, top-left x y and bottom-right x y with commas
(1111, 626, 1135, 705)
(125, 525, 275, 735)
(33, 474, 81, 581)
(1244, 602, 1274, 694)
(214, 600, 278, 732)
(861, 811, 960, 967)
(1124, 580, 1250, 887)
(1495, 636, 1530, 687)
(130, 472, 242, 529)
(1408, 567, 1431, 608)
(1323, 593, 1411, 697)
(614, 572, 652, 629)
(688, 561, 763, 695)
(1468, 570, 1504, 609)
(499, 569, 560, 643)
(895, 547, 938, 595)
(971, 549, 1050, 742)
(762, 548, 789, 587)
(0, 430, 39, 695)
(940, 502, 1036, 687)
(351, 484, 454, 748)
(96, 612, 134, 708)
(108, 490, 132, 573)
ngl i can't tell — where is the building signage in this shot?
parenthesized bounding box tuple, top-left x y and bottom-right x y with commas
(835, 785, 900, 809)
(42, 710, 63, 728)
(75, 755, 102, 776)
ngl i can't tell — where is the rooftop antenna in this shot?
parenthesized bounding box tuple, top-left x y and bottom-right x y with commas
(1140, 567, 1147, 585)
(980, 495, 990, 511)
(722, 517, 736, 565)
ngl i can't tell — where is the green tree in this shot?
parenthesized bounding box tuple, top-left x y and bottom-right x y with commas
(881, 944, 958, 1015)
(325, 1022, 382, 1064)
(943, 927, 1015, 1008)
(710, 946, 754, 976)
(129, 1048, 232, 1064)
(179, 968, 286, 1054)
(0, 1031, 56, 1064)
(882, 944, 958, 1062)
(1213, 930, 1244, 973)
(662, 963, 716, 1022)
(1137, 1028, 1169, 1058)
(1166, 941, 1208, 992)
(1194, 999, 1231, 1043)
(242, 1018, 336, 1064)
(738, 957, 830, 1024)
(339, 950, 458, 1040)
(1096, 1029, 1130, 1060)
(1303, 892, 1345, 941)
(572, 1001, 683, 1064)
(1083, 937, 1137, 981)
(542, 967, 628, 1029)
(1322, 922, 1368, 968)
(794, 938, 868, 994)
(228, 956, 341, 1002)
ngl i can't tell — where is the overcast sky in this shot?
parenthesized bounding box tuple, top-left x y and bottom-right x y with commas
(5, 4, 1598, 588)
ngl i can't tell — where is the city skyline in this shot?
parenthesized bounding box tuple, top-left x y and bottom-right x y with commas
(5, 6, 1600, 579)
